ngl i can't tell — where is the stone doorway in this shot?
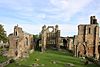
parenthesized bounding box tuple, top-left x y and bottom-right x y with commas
(62, 39, 67, 49)
(77, 43, 86, 57)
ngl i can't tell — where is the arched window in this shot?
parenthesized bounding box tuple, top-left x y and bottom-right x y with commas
(16, 32, 17, 36)
(89, 28, 91, 34)
(15, 51, 18, 56)
(25, 37, 28, 45)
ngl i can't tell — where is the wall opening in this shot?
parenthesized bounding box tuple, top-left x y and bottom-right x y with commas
(25, 37, 28, 46)
(89, 28, 91, 34)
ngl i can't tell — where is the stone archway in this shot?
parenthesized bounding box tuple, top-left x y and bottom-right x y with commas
(41, 25, 60, 51)
(46, 26, 56, 49)
(63, 38, 67, 49)
(77, 43, 86, 57)
(47, 26, 55, 32)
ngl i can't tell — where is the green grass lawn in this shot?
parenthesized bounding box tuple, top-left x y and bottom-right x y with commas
(6, 49, 99, 67)
(0, 55, 8, 63)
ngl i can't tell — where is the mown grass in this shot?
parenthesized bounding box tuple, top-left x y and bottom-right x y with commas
(6, 49, 99, 67)
(0, 55, 8, 63)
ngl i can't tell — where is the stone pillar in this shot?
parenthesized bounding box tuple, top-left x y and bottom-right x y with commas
(73, 35, 78, 57)
(55, 25, 60, 50)
(74, 44, 77, 57)
(76, 45, 79, 57)
(86, 45, 88, 57)
(56, 30, 60, 50)
(95, 26, 99, 60)
(17, 41, 21, 58)
(41, 25, 47, 52)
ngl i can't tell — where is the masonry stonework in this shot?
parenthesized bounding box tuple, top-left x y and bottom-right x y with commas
(74, 16, 99, 60)
(6, 16, 100, 61)
(40, 25, 60, 52)
(8, 25, 34, 59)
(66, 37, 74, 51)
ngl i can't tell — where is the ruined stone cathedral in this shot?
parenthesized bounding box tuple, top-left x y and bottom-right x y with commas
(6, 16, 100, 60)
(39, 25, 60, 51)
(8, 25, 34, 59)
(74, 16, 99, 59)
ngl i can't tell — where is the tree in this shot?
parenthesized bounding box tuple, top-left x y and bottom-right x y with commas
(0, 24, 8, 43)
(33, 34, 39, 39)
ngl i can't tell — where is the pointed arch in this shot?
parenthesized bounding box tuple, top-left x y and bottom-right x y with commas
(77, 43, 86, 57)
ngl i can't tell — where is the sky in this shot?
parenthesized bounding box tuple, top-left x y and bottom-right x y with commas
(0, 0, 100, 37)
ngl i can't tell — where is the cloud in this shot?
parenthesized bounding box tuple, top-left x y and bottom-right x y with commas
(44, 0, 93, 21)
(59, 24, 78, 36)
(0, 0, 32, 9)
(0, 0, 34, 20)
(0, 0, 93, 23)
(1, 0, 100, 37)
(50, 0, 69, 9)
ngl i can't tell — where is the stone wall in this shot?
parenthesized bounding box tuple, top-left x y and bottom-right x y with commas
(40, 25, 60, 51)
(8, 25, 34, 59)
(74, 16, 99, 60)
(66, 37, 74, 51)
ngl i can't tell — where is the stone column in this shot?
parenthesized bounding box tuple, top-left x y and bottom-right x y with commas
(95, 26, 99, 60)
(76, 45, 79, 57)
(56, 30, 60, 50)
(55, 25, 60, 50)
(74, 44, 77, 57)
(41, 25, 47, 52)
(73, 35, 78, 57)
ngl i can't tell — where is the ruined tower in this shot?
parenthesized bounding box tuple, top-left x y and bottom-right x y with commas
(8, 25, 34, 59)
(74, 16, 99, 60)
